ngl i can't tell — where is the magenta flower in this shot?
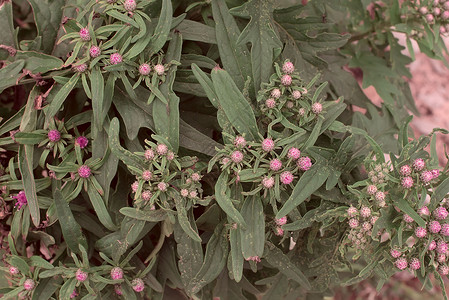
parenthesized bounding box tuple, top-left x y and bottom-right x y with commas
(12, 191, 27, 210)
(75, 136, 89, 149)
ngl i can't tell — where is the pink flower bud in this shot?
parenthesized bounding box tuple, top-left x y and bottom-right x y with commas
(401, 176, 413, 189)
(262, 138, 275, 152)
(262, 176, 275, 189)
(415, 227, 427, 238)
(265, 98, 276, 109)
(154, 64, 165, 76)
(439, 265, 449, 275)
(370, 216, 378, 225)
(297, 156, 312, 171)
(282, 61, 295, 74)
(349, 218, 359, 228)
(9, 266, 19, 275)
(180, 189, 189, 197)
(292, 90, 301, 99)
(157, 182, 168, 192)
(110, 53, 122, 65)
(89, 46, 101, 58)
(399, 165, 412, 176)
(76, 269, 88, 282)
(233, 136, 247, 148)
(274, 227, 284, 236)
(435, 7, 442, 15)
(139, 63, 151, 76)
(271, 88, 281, 99)
(413, 158, 425, 171)
(156, 144, 168, 155)
(73, 63, 88, 73)
(390, 249, 401, 258)
(375, 191, 385, 202)
(79, 28, 91, 41)
(75, 136, 89, 149)
(419, 206, 430, 216)
(434, 207, 448, 220)
(166, 151, 175, 161)
(410, 258, 421, 270)
(141, 190, 152, 201)
(280, 171, 294, 185)
(281, 75, 292, 86)
(132, 278, 145, 292)
(347, 206, 358, 217)
(429, 240, 437, 251)
(298, 107, 305, 117)
(311, 102, 322, 114)
(48, 129, 61, 142)
(231, 150, 244, 163)
(144, 149, 155, 160)
(437, 240, 448, 254)
(78, 165, 91, 178)
(110, 267, 124, 280)
(361, 221, 372, 231)
(431, 169, 440, 179)
(403, 214, 414, 223)
(420, 171, 433, 184)
(287, 147, 301, 160)
(442, 224, 449, 236)
(429, 220, 442, 233)
(276, 216, 287, 226)
(24, 279, 35, 290)
(142, 170, 152, 181)
(70, 289, 78, 298)
(114, 284, 123, 295)
(124, 0, 137, 11)
(443, 10, 449, 19)
(191, 172, 201, 182)
(269, 159, 282, 171)
(367, 185, 377, 195)
(131, 181, 139, 193)
(360, 206, 371, 218)
(419, 7, 428, 15)
(426, 13, 435, 22)
(395, 257, 408, 270)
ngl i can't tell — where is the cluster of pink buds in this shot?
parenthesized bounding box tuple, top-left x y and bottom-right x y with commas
(245, 256, 261, 263)
(131, 278, 145, 292)
(110, 267, 124, 280)
(346, 205, 377, 249)
(76, 269, 88, 282)
(415, 0, 449, 33)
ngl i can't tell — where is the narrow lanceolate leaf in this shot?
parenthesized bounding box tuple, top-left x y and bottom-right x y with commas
(108, 118, 142, 170)
(276, 164, 331, 219)
(264, 242, 311, 289)
(215, 173, 247, 227)
(0, 1, 15, 49)
(153, 32, 182, 152)
(45, 73, 79, 123)
(18, 146, 40, 226)
(90, 67, 105, 131)
(146, 0, 172, 55)
(395, 198, 426, 227)
(240, 195, 265, 260)
(0, 60, 25, 94)
(174, 195, 202, 242)
(187, 222, 228, 295)
(53, 189, 87, 253)
(119, 207, 167, 222)
(430, 177, 449, 211)
(230, 0, 282, 91)
(229, 227, 243, 282)
(86, 183, 117, 231)
(12, 51, 63, 73)
(174, 210, 203, 289)
(211, 0, 251, 90)
(211, 69, 259, 141)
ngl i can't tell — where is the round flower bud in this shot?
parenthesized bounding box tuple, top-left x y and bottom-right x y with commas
(297, 156, 312, 171)
(157, 182, 168, 192)
(426, 13, 435, 22)
(166, 151, 175, 161)
(265, 98, 276, 109)
(132, 278, 145, 292)
(410, 258, 421, 270)
(154, 64, 165, 76)
(269, 159, 282, 171)
(347, 206, 358, 217)
(262, 138, 275, 152)
(180, 189, 189, 197)
(144, 149, 155, 160)
(73, 63, 88, 73)
(442, 224, 449, 236)
(9, 266, 19, 275)
(443, 10, 449, 19)
(367, 185, 377, 195)
(141, 190, 152, 201)
(435, 7, 442, 15)
(348, 218, 359, 228)
(390, 249, 401, 258)
(191, 172, 201, 182)
(375, 191, 385, 202)
(276, 216, 287, 226)
(274, 227, 284, 236)
(280, 171, 294, 185)
(24, 279, 35, 290)
(399, 165, 412, 176)
(419, 206, 430, 216)
(413, 158, 425, 171)
(431, 169, 440, 179)
(401, 176, 414, 189)
(110, 53, 122, 65)
(131, 181, 139, 193)
(438, 241, 449, 254)
(156, 144, 168, 155)
(421, 171, 433, 184)
(403, 214, 414, 223)
(79, 28, 91, 41)
(292, 90, 301, 99)
(429, 220, 442, 233)
(439, 254, 447, 263)
(282, 61, 295, 74)
(48, 129, 61, 142)
(311, 102, 322, 114)
(262, 176, 275, 189)
(231, 150, 244, 163)
(189, 190, 198, 198)
(76, 269, 88, 282)
(124, 0, 137, 11)
(360, 206, 371, 218)
(434, 207, 448, 220)
(111, 267, 124, 280)
(298, 107, 306, 117)
(281, 75, 292, 86)
(78, 165, 91, 178)
(370, 216, 379, 225)
(75, 136, 89, 149)
(415, 227, 427, 238)
(139, 63, 151, 76)
(287, 147, 301, 160)
(439, 265, 449, 275)
(70, 289, 78, 299)
(89, 46, 101, 58)
(362, 221, 372, 232)
(429, 240, 437, 251)
(419, 7, 428, 15)
(286, 101, 294, 109)
(142, 170, 152, 181)
(221, 157, 230, 165)
(271, 88, 281, 99)
(114, 284, 123, 296)
(234, 136, 247, 148)
(395, 257, 408, 270)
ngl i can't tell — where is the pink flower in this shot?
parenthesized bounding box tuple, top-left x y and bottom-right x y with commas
(233, 136, 247, 148)
(280, 171, 294, 185)
(73, 63, 87, 73)
(429, 240, 437, 251)
(274, 227, 284, 236)
(157, 182, 168, 192)
(275, 216, 287, 226)
(348, 218, 359, 228)
(70, 289, 78, 299)
(434, 207, 448, 220)
(429, 220, 442, 233)
(141, 190, 152, 201)
(442, 224, 449, 236)
(142, 170, 152, 181)
(76, 269, 88, 282)
(79, 28, 91, 41)
(231, 151, 244, 163)
(399, 165, 412, 176)
(265, 98, 276, 109)
(144, 149, 155, 160)
(311, 103, 322, 114)
(124, 0, 137, 11)
(156, 144, 168, 155)
(166, 151, 175, 161)
(292, 90, 301, 99)
(131, 181, 139, 193)
(269, 159, 282, 171)
(419, 7, 428, 15)
(114, 284, 123, 295)
(370, 216, 379, 225)
(420, 171, 433, 184)
(297, 156, 312, 171)
(262, 138, 275, 152)
(395, 257, 408, 270)
(281, 75, 292, 86)
(437, 240, 448, 254)
(12, 191, 28, 210)
(410, 258, 421, 270)
(89, 46, 101, 58)
(443, 10, 449, 20)
(9, 266, 19, 275)
(154, 64, 165, 76)
(262, 176, 275, 189)
(415, 227, 427, 238)
(375, 191, 385, 202)
(361, 221, 372, 231)
(347, 206, 358, 217)
(75, 136, 88, 149)
(110, 53, 122, 65)
(426, 13, 435, 22)
(431, 169, 440, 179)
(180, 189, 189, 197)
(78, 165, 91, 178)
(110, 267, 124, 280)
(298, 107, 306, 117)
(413, 158, 425, 171)
(282, 61, 295, 74)
(24, 279, 35, 290)
(419, 206, 430, 216)
(189, 190, 198, 198)
(271, 88, 281, 99)
(390, 249, 401, 258)
(191, 173, 201, 182)
(403, 214, 414, 223)
(438, 254, 447, 263)
(439, 265, 449, 275)
(139, 63, 151, 76)
(287, 147, 301, 160)
(401, 176, 413, 189)
(48, 129, 61, 142)
(360, 206, 371, 218)
(132, 278, 145, 292)
(366, 184, 377, 195)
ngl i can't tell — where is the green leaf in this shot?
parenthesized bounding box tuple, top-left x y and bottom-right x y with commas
(264, 242, 311, 289)
(86, 183, 117, 231)
(45, 73, 79, 123)
(14, 132, 45, 144)
(53, 188, 87, 254)
(230, 0, 282, 90)
(215, 173, 247, 227)
(12, 51, 63, 73)
(0, 60, 25, 94)
(174, 195, 202, 242)
(18, 145, 40, 227)
(211, 0, 251, 90)
(395, 197, 426, 227)
(59, 278, 77, 300)
(211, 68, 259, 141)
(108, 118, 143, 169)
(430, 177, 449, 211)
(276, 164, 330, 218)
(176, 20, 216, 44)
(90, 67, 105, 131)
(240, 195, 265, 260)
(0, 1, 15, 52)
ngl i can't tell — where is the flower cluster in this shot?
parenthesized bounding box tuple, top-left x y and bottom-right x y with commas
(412, 0, 449, 34)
